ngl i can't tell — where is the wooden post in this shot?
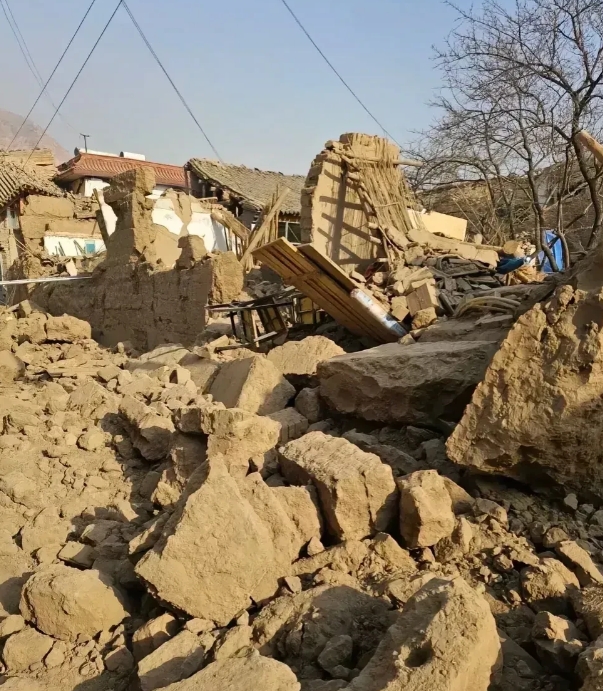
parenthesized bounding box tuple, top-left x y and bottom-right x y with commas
(576, 130, 603, 165)
(240, 186, 290, 270)
(93, 189, 110, 245)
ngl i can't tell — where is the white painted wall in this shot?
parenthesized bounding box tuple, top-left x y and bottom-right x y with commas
(83, 178, 109, 197)
(96, 189, 118, 236)
(188, 203, 229, 252)
(152, 198, 183, 236)
(81, 177, 230, 256)
(44, 236, 106, 256)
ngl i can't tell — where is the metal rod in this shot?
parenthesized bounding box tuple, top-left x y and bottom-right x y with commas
(0, 276, 92, 286)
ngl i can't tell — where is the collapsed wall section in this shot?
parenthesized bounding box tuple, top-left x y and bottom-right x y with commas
(28, 167, 244, 351)
(32, 251, 242, 351)
(301, 133, 423, 272)
(18, 194, 102, 255)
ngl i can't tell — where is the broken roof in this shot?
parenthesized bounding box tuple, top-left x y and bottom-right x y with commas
(0, 160, 63, 209)
(187, 158, 304, 216)
(55, 152, 188, 189)
(0, 148, 55, 167)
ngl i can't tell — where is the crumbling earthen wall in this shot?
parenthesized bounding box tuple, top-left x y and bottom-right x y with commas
(301, 133, 422, 272)
(301, 134, 385, 272)
(28, 168, 244, 351)
(32, 251, 243, 351)
(103, 168, 159, 265)
(18, 194, 101, 254)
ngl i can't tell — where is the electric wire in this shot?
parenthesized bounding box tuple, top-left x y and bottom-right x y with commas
(121, 0, 222, 161)
(278, 0, 401, 147)
(6, 0, 98, 152)
(23, 0, 123, 167)
(1, 0, 38, 81)
(1, 0, 80, 134)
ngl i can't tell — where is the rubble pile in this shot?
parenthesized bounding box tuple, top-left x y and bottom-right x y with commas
(357, 241, 540, 334)
(291, 131, 550, 339)
(446, 238, 603, 499)
(0, 294, 599, 691)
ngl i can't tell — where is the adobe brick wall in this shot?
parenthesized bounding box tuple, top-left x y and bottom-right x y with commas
(31, 251, 243, 351)
(29, 168, 244, 351)
(18, 195, 100, 253)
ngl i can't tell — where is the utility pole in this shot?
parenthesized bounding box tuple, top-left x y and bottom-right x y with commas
(80, 134, 90, 152)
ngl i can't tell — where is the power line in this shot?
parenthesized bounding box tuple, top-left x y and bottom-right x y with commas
(121, 0, 222, 160)
(0, 0, 79, 134)
(7, 0, 98, 152)
(0, 0, 38, 82)
(3, 0, 43, 83)
(24, 0, 123, 167)
(278, 0, 401, 147)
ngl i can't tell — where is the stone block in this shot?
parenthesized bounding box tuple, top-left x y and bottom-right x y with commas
(279, 431, 397, 540)
(210, 356, 295, 415)
(319, 341, 497, 425)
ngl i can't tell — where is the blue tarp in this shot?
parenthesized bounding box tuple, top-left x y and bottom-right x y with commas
(497, 256, 528, 274)
(497, 231, 565, 274)
(539, 230, 565, 272)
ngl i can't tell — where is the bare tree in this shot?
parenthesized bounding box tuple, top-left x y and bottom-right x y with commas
(409, 105, 534, 244)
(414, 0, 603, 254)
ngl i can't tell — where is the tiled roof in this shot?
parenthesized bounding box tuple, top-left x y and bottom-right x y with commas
(55, 153, 188, 188)
(187, 158, 304, 215)
(0, 160, 63, 209)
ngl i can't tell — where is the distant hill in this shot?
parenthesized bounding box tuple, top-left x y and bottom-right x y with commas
(0, 109, 70, 163)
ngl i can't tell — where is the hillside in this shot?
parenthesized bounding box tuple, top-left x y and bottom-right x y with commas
(0, 108, 70, 163)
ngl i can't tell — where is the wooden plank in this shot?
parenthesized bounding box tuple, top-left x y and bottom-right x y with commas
(298, 243, 358, 291)
(253, 238, 397, 343)
(254, 242, 365, 336)
(284, 243, 394, 341)
(210, 208, 250, 243)
(305, 274, 389, 342)
(240, 187, 289, 269)
(264, 242, 392, 342)
(284, 243, 393, 340)
(267, 246, 364, 336)
(256, 241, 380, 338)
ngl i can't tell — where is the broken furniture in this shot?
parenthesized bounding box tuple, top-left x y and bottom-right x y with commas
(207, 287, 324, 350)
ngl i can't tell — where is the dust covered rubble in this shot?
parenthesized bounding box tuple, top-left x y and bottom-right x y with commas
(0, 304, 599, 691)
(347, 233, 545, 336)
(445, 243, 603, 501)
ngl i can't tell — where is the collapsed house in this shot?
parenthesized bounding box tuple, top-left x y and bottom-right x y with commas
(254, 134, 538, 342)
(187, 158, 305, 241)
(300, 133, 471, 272)
(55, 150, 247, 260)
(27, 167, 245, 351)
(1, 149, 312, 284)
(1, 132, 602, 691)
(15, 133, 546, 351)
(0, 153, 104, 273)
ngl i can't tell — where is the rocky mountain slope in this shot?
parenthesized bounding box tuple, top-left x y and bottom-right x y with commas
(0, 109, 70, 163)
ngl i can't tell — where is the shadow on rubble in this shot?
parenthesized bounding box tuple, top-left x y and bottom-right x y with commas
(256, 584, 400, 685)
(72, 674, 132, 691)
(67, 412, 164, 691)
(82, 409, 159, 594)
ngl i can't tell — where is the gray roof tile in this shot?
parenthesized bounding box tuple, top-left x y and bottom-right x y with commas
(0, 159, 63, 209)
(188, 158, 304, 215)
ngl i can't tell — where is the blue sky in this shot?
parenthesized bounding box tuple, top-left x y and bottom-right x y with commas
(0, 0, 473, 173)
